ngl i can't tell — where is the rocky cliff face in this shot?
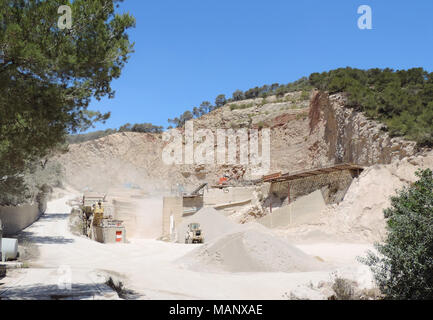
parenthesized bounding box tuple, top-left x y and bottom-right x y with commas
(56, 91, 421, 192)
(317, 91, 417, 166)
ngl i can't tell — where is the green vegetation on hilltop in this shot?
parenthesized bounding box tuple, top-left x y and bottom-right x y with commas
(67, 122, 163, 144)
(167, 78, 313, 128)
(168, 67, 433, 146)
(309, 67, 433, 146)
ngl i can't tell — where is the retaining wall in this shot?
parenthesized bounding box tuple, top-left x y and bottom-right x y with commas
(203, 186, 255, 206)
(0, 203, 42, 236)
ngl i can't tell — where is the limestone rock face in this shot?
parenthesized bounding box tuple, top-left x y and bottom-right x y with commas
(321, 92, 417, 166)
(56, 91, 424, 192)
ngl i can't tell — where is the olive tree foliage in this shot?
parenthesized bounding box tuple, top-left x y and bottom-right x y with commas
(0, 0, 135, 202)
(362, 169, 433, 299)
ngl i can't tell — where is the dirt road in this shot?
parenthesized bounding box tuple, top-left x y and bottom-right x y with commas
(0, 194, 375, 300)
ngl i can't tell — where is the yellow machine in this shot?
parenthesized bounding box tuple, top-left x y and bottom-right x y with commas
(185, 223, 204, 244)
(92, 202, 105, 226)
(79, 193, 126, 243)
(80, 193, 106, 238)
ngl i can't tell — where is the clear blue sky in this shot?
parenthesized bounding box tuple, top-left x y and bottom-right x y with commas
(87, 0, 433, 132)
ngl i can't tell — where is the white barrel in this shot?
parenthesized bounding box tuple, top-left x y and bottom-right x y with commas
(1, 238, 18, 262)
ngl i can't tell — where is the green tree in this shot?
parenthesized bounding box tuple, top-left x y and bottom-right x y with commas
(215, 94, 226, 108)
(275, 85, 288, 97)
(0, 0, 135, 200)
(131, 123, 163, 133)
(119, 123, 132, 132)
(167, 117, 180, 128)
(192, 106, 200, 118)
(180, 110, 193, 125)
(232, 90, 244, 101)
(362, 169, 433, 299)
(200, 101, 212, 114)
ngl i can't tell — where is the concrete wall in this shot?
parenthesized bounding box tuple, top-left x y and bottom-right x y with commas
(259, 190, 326, 228)
(203, 186, 255, 206)
(0, 203, 42, 236)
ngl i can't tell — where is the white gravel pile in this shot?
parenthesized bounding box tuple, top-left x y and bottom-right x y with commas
(176, 207, 241, 243)
(178, 225, 328, 273)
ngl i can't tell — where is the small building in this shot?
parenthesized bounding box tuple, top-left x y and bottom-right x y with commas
(161, 184, 257, 240)
(162, 194, 203, 240)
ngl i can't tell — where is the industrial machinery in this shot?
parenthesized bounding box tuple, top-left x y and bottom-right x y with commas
(93, 219, 126, 244)
(190, 183, 208, 196)
(185, 223, 204, 244)
(79, 193, 126, 243)
(80, 192, 106, 237)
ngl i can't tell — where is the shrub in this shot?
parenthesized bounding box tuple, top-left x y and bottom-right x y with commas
(362, 169, 433, 299)
(0, 159, 64, 206)
(229, 103, 254, 111)
(332, 278, 356, 300)
(296, 112, 309, 120)
(300, 90, 311, 101)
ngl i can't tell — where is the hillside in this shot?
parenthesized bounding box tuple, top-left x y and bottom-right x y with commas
(55, 90, 420, 193)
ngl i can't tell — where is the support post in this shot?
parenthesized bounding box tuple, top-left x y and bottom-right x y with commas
(287, 182, 291, 204)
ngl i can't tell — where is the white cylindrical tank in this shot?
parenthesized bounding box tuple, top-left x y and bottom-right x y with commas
(1, 238, 18, 262)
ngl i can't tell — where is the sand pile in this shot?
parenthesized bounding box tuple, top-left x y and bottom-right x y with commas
(323, 165, 404, 241)
(259, 190, 326, 228)
(178, 226, 328, 273)
(176, 207, 242, 243)
(281, 152, 433, 243)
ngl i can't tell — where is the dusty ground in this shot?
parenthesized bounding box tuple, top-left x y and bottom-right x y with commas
(0, 191, 376, 300)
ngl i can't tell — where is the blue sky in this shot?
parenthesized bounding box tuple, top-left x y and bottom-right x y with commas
(86, 0, 433, 132)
